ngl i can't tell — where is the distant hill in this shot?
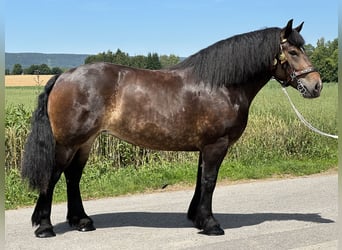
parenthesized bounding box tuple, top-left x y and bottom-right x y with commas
(5, 52, 91, 71)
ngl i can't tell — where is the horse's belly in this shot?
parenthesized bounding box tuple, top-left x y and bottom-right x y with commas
(104, 104, 235, 151)
(106, 118, 200, 151)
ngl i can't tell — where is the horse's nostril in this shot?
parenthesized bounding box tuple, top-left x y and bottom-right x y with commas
(312, 82, 322, 97)
(313, 82, 322, 94)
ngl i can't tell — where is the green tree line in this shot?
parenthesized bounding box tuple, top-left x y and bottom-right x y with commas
(6, 51, 180, 75)
(84, 49, 180, 69)
(6, 63, 64, 75)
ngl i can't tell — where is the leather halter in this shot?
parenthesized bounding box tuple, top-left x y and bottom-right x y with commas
(274, 39, 317, 88)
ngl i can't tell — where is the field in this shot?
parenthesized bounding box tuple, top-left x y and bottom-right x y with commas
(5, 74, 55, 109)
(5, 78, 338, 209)
(5, 75, 54, 87)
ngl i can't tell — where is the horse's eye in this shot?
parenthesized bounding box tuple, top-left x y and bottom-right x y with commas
(288, 50, 298, 56)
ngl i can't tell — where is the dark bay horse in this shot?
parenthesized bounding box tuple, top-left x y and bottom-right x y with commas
(22, 20, 322, 237)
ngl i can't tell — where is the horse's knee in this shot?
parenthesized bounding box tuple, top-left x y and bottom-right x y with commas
(201, 176, 217, 190)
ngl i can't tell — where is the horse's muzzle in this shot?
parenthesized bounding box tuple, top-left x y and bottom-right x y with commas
(298, 80, 322, 98)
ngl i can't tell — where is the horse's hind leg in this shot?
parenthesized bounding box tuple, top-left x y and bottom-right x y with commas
(64, 141, 95, 232)
(32, 170, 62, 237)
(32, 145, 78, 237)
(188, 137, 229, 235)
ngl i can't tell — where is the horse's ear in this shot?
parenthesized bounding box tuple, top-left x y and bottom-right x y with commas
(295, 22, 304, 33)
(281, 19, 293, 40)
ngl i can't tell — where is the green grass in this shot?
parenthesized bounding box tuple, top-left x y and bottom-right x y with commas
(5, 86, 43, 109)
(6, 157, 336, 210)
(5, 81, 338, 209)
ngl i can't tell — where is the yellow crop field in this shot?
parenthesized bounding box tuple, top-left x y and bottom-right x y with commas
(5, 75, 54, 87)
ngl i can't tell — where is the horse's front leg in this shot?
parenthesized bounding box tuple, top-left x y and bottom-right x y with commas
(187, 152, 202, 222)
(189, 137, 229, 235)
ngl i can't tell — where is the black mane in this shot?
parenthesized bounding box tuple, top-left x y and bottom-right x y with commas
(172, 27, 286, 87)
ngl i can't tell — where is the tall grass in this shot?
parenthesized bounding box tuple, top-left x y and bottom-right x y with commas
(5, 82, 338, 209)
(231, 82, 337, 162)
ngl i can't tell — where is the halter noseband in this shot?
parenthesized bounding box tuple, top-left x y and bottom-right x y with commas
(274, 39, 317, 94)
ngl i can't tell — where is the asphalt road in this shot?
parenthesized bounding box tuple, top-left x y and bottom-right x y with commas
(5, 174, 338, 250)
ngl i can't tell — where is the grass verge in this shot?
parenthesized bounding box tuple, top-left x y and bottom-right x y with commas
(6, 156, 337, 210)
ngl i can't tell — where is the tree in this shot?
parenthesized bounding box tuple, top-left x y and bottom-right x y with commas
(84, 55, 99, 64)
(84, 50, 163, 70)
(113, 49, 130, 65)
(38, 64, 51, 74)
(309, 38, 338, 82)
(12, 64, 23, 75)
(146, 53, 162, 70)
(23, 64, 54, 75)
(160, 54, 180, 68)
(130, 55, 147, 68)
(24, 64, 40, 74)
(51, 67, 63, 74)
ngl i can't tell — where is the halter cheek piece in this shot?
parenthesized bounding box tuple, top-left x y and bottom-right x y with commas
(274, 39, 317, 95)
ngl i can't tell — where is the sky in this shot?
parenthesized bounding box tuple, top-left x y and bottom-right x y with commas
(5, 0, 338, 57)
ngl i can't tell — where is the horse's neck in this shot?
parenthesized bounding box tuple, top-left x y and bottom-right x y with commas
(239, 74, 271, 103)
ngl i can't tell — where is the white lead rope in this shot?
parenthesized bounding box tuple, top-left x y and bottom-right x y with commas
(281, 87, 338, 139)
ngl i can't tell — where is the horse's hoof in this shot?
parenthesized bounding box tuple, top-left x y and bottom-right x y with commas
(77, 218, 96, 232)
(200, 225, 225, 236)
(34, 226, 56, 238)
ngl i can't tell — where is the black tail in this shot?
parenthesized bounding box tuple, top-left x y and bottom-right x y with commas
(21, 75, 60, 193)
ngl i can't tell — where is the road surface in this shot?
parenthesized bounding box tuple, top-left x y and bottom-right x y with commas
(5, 174, 337, 249)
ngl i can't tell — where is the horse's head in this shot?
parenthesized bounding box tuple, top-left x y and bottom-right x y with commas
(273, 19, 322, 98)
